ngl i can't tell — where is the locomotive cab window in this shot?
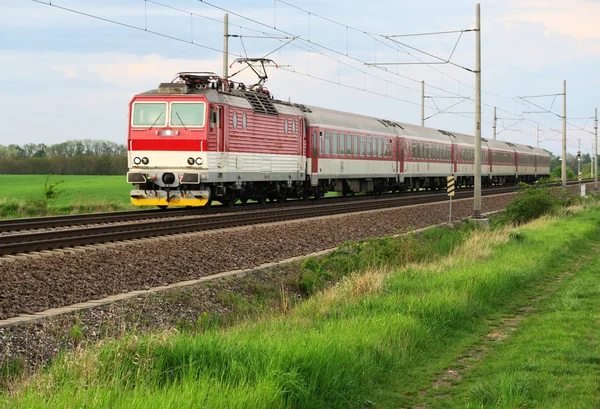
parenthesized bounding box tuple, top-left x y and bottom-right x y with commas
(132, 102, 167, 127)
(170, 102, 206, 127)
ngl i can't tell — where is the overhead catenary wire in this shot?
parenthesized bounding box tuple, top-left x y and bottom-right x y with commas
(30, 0, 575, 143)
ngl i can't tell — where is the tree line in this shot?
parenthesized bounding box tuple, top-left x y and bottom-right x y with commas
(0, 140, 127, 175)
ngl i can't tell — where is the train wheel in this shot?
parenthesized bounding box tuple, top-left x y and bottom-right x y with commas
(258, 195, 267, 205)
(278, 191, 287, 203)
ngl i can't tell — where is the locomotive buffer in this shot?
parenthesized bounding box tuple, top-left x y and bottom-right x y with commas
(447, 176, 455, 225)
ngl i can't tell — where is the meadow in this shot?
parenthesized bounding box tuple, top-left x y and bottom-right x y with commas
(2, 199, 599, 408)
(0, 175, 134, 217)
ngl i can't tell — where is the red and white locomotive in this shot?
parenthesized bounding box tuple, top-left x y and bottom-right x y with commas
(126, 70, 550, 208)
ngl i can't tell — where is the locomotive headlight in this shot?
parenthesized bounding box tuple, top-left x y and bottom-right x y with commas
(187, 157, 195, 165)
(133, 157, 141, 165)
(160, 129, 173, 137)
(141, 157, 149, 165)
(195, 157, 203, 165)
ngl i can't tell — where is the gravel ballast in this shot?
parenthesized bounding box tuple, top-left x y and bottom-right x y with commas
(0, 185, 584, 373)
(0, 188, 580, 321)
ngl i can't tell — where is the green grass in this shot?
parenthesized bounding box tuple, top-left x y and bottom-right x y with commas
(425, 233, 600, 408)
(0, 175, 133, 217)
(3, 206, 600, 408)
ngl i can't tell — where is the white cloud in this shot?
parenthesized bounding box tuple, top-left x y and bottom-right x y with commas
(503, 0, 600, 52)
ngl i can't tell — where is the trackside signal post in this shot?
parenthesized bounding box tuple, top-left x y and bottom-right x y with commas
(447, 175, 455, 225)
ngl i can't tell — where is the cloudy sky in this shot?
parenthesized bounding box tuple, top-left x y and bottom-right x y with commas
(1, 0, 599, 156)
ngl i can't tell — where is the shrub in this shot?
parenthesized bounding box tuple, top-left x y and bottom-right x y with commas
(501, 183, 558, 225)
(550, 166, 576, 180)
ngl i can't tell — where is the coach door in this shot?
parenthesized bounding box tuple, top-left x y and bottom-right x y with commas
(452, 144, 458, 173)
(311, 130, 319, 174)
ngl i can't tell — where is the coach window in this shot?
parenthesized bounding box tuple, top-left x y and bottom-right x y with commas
(412, 141, 416, 158)
(324, 132, 331, 155)
(320, 131, 324, 154)
(366, 137, 372, 156)
(360, 136, 365, 156)
(340, 133, 346, 156)
(332, 133, 338, 155)
(353, 135, 359, 156)
(313, 131, 317, 156)
(346, 134, 352, 155)
(377, 139, 382, 157)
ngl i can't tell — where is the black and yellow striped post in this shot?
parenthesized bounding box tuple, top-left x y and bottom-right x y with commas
(447, 175, 455, 225)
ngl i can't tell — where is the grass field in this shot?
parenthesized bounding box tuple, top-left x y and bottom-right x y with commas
(0, 175, 133, 217)
(3, 202, 599, 408)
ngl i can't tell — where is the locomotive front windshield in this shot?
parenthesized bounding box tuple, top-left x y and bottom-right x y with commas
(170, 102, 206, 127)
(132, 103, 167, 127)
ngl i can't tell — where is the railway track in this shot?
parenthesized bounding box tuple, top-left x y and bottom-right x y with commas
(3, 179, 586, 234)
(0, 185, 514, 256)
(0, 180, 588, 256)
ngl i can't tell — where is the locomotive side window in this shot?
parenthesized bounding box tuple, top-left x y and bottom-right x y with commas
(232, 112, 238, 129)
(284, 119, 288, 134)
(325, 132, 331, 155)
(170, 102, 206, 127)
(340, 133, 345, 156)
(292, 120, 297, 135)
(132, 102, 167, 127)
(242, 113, 247, 130)
(333, 133, 339, 155)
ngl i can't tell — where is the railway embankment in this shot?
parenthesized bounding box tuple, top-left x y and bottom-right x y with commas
(1, 192, 599, 408)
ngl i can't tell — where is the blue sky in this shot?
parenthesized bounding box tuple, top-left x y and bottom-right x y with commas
(1, 0, 599, 157)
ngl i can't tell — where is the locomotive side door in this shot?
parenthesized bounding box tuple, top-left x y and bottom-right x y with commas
(217, 106, 225, 152)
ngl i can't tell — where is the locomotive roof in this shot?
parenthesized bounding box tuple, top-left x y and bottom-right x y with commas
(137, 88, 307, 116)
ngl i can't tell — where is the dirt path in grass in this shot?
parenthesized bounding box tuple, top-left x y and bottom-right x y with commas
(408, 267, 579, 409)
